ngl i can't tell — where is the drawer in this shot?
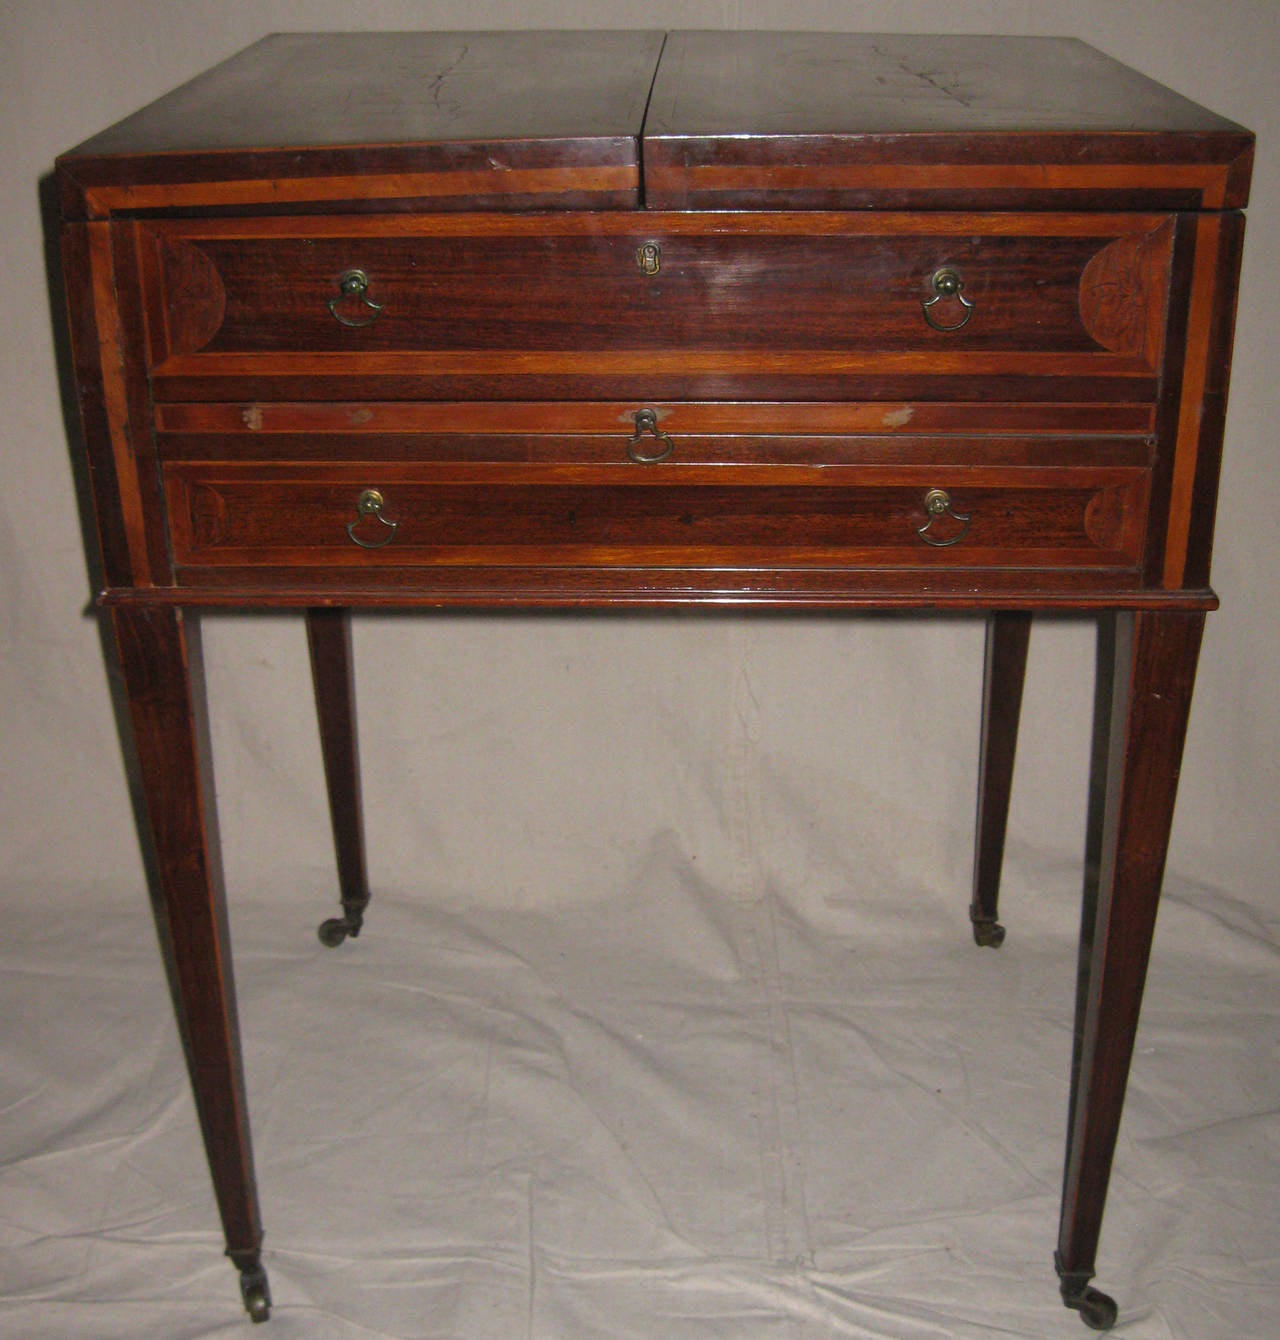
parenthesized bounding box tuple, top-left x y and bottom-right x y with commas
(153, 401, 1162, 452)
(137, 213, 1175, 402)
(163, 460, 1150, 579)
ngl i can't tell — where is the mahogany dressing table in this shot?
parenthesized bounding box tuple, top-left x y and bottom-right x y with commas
(55, 31, 1252, 1329)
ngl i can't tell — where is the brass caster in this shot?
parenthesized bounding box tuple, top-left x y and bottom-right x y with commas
(318, 901, 366, 947)
(318, 916, 352, 947)
(971, 915, 1006, 948)
(244, 1283, 271, 1324)
(1066, 1284, 1118, 1330)
(237, 1260, 272, 1323)
(1057, 1256, 1118, 1331)
(317, 895, 367, 948)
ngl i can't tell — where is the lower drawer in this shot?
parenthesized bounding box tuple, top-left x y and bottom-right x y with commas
(164, 462, 1149, 576)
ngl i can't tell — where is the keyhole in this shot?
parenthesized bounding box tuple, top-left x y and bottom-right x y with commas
(636, 242, 662, 276)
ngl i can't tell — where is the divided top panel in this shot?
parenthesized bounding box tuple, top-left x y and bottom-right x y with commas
(643, 32, 1253, 211)
(58, 31, 1252, 219)
(57, 31, 664, 218)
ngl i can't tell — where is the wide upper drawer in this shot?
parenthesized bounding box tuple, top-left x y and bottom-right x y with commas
(135, 213, 1175, 403)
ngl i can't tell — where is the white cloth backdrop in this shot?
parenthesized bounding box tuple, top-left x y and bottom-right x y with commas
(3, 4, 1278, 1337)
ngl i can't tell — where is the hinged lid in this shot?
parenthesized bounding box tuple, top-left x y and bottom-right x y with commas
(58, 31, 664, 219)
(643, 32, 1253, 211)
(59, 31, 1254, 220)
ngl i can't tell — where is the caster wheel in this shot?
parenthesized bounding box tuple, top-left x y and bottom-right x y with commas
(318, 917, 350, 947)
(237, 1262, 272, 1324)
(244, 1282, 271, 1323)
(1071, 1286, 1118, 1331)
(971, 917, 1006, 948)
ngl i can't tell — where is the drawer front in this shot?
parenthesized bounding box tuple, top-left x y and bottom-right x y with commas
(163, 460, 1149, 579)
(138, 213, 1174, 402)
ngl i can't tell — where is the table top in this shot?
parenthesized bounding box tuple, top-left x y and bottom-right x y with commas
(647, 32, 1247, 136)
(65, 31, 665, 155)
(59, 31, 1253, 216)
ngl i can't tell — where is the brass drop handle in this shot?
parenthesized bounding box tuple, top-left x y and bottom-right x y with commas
(627, 408, 675, 464)
(346, 488, 398, 548)
(922, 268, 974, 332)
(328, 269, 384, 328)
(916, 488, 972, 546)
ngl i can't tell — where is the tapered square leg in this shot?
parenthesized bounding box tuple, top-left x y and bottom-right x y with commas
(970, 611, 1032, 946)
(306, 608, 371, 947)
(110, 605, 270, 1321)
(1056, 609, 1206, 1329)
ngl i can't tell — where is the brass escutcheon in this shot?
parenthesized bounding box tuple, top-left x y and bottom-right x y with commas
(635, 241, 662, 276)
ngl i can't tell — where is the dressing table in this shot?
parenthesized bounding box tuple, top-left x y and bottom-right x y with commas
(56, 31, 1252, 1328)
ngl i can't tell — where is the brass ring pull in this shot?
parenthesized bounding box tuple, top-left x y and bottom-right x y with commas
(346, 488, 398, 548)
(922, 268, 974, 332)
(916, 488, 971, 546)
(328, 269, 384, 328)
(627, 408, 674, 464)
